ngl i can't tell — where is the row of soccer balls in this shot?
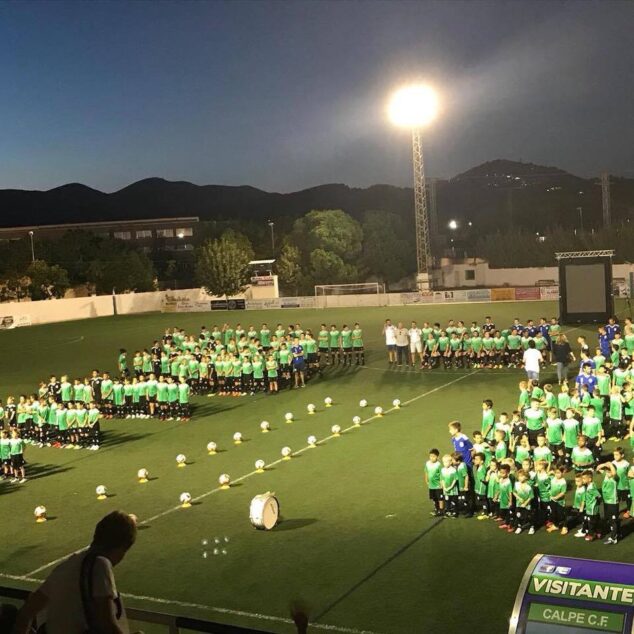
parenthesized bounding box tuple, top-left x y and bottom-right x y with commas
(32, 398, 402, 520)
(305, 398, 401, 412)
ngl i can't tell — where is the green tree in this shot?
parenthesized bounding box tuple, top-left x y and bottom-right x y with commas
(292, 209, 363, 261)
(309, 249, 355, 285)
(87, 251, 155, 294)
(195, 232, 253, 298)
(26, 260, 70, 299)
(276, 243, 302, 295)
(361, 210, 413, 288)
(290, 209, 364, 287)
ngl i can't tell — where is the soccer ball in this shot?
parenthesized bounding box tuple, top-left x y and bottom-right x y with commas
(284, 412, 294, 422)
(207, 442, 217, 454)
(353, 416, 361, 426)
(260, 421, 270, 432)
(331, 424, 341, 436)
(307, 435, 317, 446)
(324, 397, 333, 406)
(34, 505, 47, 522)
(255, 459, 265, 471)
(307, 403, 316, 413)
(176, 454, 187, 466)
(219, 473, 231, 487)
(233, 432, 243, 444)
(281, 446, 292, 458)
(180, 492, 192, 507)
(374, 406, 383, 416)
(392, 399, 401, 408)
(359, 399, 368, 408)
(96, 485, 107, 499)
(137, 468, 149, 482)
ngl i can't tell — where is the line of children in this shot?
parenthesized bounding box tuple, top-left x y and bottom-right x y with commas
(122, 321, 365, 398)
(404, 316, 559, 370)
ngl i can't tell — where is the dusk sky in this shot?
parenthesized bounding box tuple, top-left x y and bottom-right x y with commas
(1, 0, 633, 193)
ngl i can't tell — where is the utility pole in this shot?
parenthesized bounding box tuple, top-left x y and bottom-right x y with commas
(601, 172, 611, 227)
(267, 220, 275, 252)
(427, 178, 438, 259)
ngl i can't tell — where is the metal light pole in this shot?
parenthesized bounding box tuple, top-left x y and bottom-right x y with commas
(577, 207, 584, 232)
(388, 84, 438, 293)
(268, 220, 275, 252)
(28, 231, 35, 262)
(411, 129, 432, 291)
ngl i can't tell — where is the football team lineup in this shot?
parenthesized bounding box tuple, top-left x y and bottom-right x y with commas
(0, 300, 632, 634)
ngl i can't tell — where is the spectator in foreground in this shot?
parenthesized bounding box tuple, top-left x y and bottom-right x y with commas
(14, 511, 139, 634)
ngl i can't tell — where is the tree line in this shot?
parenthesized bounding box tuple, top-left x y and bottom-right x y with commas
(7, 208, 627, 302)
(195, 209, 416, 298)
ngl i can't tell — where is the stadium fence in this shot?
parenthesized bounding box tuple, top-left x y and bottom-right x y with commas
(0, 286, 562, 329)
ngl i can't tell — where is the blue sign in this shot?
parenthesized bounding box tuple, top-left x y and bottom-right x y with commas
(510, 554, 634, 633)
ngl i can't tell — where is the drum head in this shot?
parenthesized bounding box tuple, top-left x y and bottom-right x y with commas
(261, 496, 279, 530)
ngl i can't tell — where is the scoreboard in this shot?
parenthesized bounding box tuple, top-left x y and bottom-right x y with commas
(510, 554, 634, 634)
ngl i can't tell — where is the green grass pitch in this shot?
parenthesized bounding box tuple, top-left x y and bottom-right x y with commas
(0, 300, 632, 634)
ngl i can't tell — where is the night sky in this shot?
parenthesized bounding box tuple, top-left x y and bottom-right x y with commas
(1, 0, 632, 192)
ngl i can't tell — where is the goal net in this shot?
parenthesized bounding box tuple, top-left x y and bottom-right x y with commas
(314, 283, 385, 308)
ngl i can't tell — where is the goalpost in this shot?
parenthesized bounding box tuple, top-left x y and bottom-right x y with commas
(314, 282, 386, 308)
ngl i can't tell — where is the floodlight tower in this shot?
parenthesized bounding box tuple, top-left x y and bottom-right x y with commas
(388, 85, 438, 292)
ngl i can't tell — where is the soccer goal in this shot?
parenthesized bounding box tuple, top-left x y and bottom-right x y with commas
(314, 282, 386, 308)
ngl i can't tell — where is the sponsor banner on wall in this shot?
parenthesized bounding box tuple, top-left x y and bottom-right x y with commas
(162, 293, 211, 313)
(211, 299, 246, 311)
(246, 298, 281, 310)
(433, 290, 469, 302)
(515, 287, 541, 300)
(540, 285, 560, 300)
(466, 289, 491, 301)
(280, 296, 316, 309)
(491, 288, 516, 301)
(250, 275, 275, 287)
(0, 314, 32, 329)
(399, 292, 433, 304)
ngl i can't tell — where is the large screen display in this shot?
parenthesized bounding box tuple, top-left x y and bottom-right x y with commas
(564, 264, 607, 313)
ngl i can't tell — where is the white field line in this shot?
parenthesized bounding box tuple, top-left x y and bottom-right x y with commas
(0, 573, 383, 634)
(21, 370, 479, 581)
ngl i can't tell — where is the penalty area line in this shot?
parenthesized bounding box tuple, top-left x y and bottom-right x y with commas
(22, 370, 479, 579)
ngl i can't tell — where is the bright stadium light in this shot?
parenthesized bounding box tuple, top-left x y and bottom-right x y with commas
(388, 85, 438, 129)
(448, 220, 458, 230)
(387, 83, 439, 292)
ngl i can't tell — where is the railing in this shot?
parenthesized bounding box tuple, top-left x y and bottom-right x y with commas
(0, 585, 275, 634)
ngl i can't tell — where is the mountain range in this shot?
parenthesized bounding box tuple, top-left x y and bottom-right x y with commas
(1, 160, 632, 233)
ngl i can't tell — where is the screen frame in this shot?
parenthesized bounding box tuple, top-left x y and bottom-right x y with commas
(559, 256, 614, 324)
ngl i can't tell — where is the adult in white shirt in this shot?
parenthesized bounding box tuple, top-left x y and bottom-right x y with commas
(15, 511, 138, 634)
(408, 320, 423, 366)
(383, 319, 397, 364)
(522, 339, 543, 382)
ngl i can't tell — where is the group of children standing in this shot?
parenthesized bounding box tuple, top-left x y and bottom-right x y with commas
(118, 321, 365, 398)
(425, 330, 634, 544)
(387, 316, 561, 370)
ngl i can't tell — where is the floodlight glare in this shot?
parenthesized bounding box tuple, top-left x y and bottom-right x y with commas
(388, 85, 438, 129)
(448, 220, 458, 230)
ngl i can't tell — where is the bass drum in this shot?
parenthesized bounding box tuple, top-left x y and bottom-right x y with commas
(249, 493, 280, 530)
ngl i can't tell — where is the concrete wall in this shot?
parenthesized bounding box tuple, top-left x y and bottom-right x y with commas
(439, 259, 634, 289)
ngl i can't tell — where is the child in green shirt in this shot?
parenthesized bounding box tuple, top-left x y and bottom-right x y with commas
(424, 449, 443, 517)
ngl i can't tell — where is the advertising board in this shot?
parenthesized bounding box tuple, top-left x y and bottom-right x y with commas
(509, 554, 634, 634)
